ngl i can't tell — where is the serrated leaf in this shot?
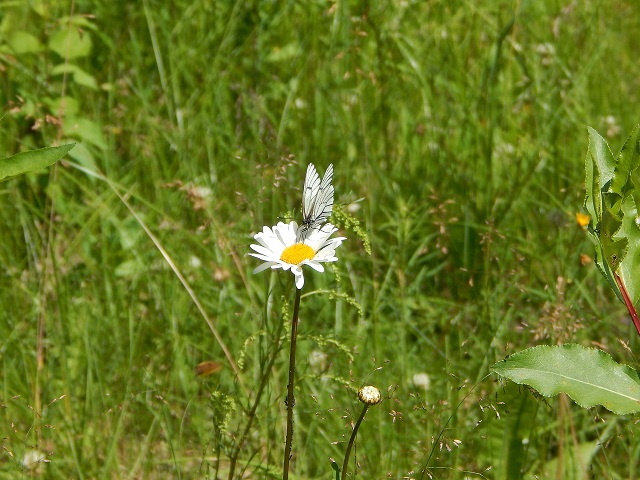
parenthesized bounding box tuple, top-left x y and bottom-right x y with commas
(0, 144, 75, 182)
(492, 344, 640, 415)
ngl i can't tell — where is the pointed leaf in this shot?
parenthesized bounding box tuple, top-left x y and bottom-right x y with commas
(583, 125, 640, 312)
(614, 125, 640, 310)
(586, 126, 615, 193)
(584, 127, 624, 299)
(0, 144, 75, 182)
(492, 344, 640, 415)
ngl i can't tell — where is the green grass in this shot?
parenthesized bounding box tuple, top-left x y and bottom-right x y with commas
(1, 0, 640, 478)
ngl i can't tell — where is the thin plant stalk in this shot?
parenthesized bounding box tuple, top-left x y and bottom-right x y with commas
(614, 272, 640, 336)
(283, 288, 302, 480)
(341, 404, 369, 479)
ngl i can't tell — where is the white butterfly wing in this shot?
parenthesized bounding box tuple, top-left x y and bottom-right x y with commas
(302, 163, 321, 221)
(309, 164, 333, 225)
(298, 163, 335, 241)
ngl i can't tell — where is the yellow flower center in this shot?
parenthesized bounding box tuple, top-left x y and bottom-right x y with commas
(280, 243, 315, 265)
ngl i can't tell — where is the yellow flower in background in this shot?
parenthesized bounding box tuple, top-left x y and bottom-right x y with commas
(575, 212, 590, 228)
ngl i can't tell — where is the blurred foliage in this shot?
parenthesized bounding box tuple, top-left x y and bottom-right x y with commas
(0, 1, 639, 479)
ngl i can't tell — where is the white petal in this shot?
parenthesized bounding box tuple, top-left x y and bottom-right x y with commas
(314, 245, 335, 257)
(249, 244, 278, 258)
(304, 261, 325, 273)
(294, 270, 305, 289)
(274, 227, 290, 248)
(315, 244, 337, 257)
(316, 255, 338, 263)
(316, 239, 345, 257)
(274, 221, 297, 245)
(253, 261, 277, 273)
(260, 225, 274, 236)
(248, 254, 275, 264)
(309, 225, 336, 243)
(254, 225, 277, 242)
(308, 229, 342, 250)
(252, 234, 270, 249)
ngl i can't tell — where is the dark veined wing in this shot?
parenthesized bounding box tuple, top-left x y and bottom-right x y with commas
(307, 163, 333, 225)
(298, 163, 334, 241)
(301, 163, 322, 221)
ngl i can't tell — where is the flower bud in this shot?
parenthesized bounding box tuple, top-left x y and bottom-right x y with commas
(358, 385, 382, 405)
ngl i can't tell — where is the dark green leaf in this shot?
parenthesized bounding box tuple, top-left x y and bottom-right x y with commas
(0, 144, 75, 182)
(492, 344, 640, 415)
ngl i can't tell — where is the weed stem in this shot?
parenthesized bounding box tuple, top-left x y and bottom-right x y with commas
(341, 404, 369, 479)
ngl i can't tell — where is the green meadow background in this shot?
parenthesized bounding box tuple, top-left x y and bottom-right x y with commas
(1, 1, 639, 478)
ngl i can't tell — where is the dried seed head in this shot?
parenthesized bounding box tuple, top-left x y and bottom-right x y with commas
(358, 385, 382, 405)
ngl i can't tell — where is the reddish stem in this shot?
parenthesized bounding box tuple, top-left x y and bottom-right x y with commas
(614, 272, 640, 337)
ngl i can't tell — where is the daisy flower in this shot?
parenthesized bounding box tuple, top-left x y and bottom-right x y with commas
(250, 221, 345, 289)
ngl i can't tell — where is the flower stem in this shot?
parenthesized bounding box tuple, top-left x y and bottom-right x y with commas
(283, 288, 302, 480)
(614, 272, 640, 337)
(341, 404, 369, 479)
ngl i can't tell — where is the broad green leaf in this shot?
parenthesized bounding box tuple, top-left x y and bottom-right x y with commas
(65, 141, 98, 173)
(7, 31, 43, 54)
(48, 28, 92, 59)
(43, 96, 80, 118)
(71, 68, 99, 90)
(58, 15, 99, 31)
(265, 42, 299, 62)
(115, 259, 145, 278)
(64, 118, 107, 150)
(492, 344, 640, 415)
(51, 64, 98, 90)
(0, 144, 75, 182)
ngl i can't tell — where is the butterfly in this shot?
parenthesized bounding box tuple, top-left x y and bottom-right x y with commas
(296, 163, 334, 242)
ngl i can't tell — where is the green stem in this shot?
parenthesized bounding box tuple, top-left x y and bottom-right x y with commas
(614, 272, 640, 337)
(341, 404, 369, 479)
(283, 288, 302, 479)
